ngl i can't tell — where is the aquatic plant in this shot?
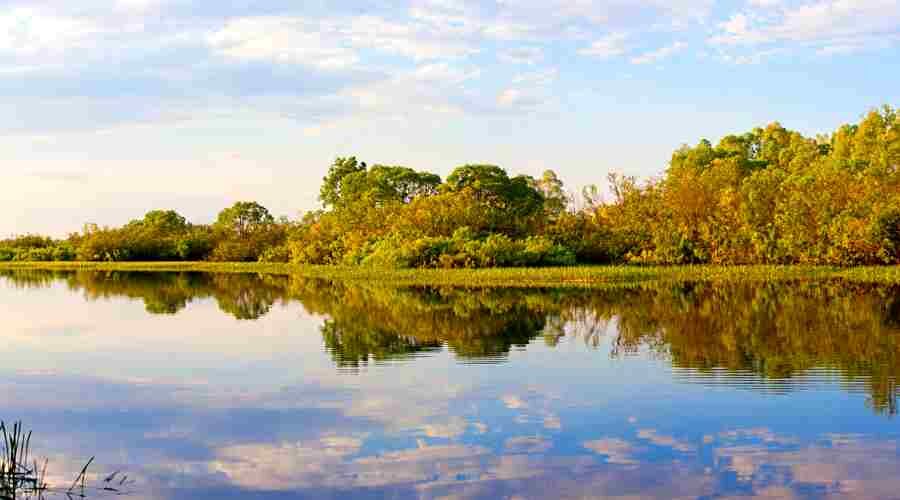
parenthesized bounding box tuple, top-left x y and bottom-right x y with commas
(0, 421, 130, 499)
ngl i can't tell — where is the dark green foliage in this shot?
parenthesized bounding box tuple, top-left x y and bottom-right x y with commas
(360, 229, 576, 269)
(446, 164, 545, 224)
(320, 156, 367, 208)
(0, 235, 76, 262)
(214, 201, 275, 239)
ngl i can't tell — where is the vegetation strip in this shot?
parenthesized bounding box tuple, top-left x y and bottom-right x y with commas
(5, 262, 900, 287)
(2, 107, 898, 268)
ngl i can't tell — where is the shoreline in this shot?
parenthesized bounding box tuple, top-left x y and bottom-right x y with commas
(3, 262, 900, 287)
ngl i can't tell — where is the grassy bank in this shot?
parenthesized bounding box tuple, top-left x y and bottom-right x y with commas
(3, 261, 900, 287)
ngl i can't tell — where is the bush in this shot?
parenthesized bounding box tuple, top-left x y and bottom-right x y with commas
(175, 229, 215, 261)
(259, 244, 292, 263)
(354, 228, 575, 269)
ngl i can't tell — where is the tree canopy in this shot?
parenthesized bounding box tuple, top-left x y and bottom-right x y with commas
(2, 104, 898, 268)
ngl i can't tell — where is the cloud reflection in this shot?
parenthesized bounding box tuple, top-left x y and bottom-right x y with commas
(5, 273, 900, 498)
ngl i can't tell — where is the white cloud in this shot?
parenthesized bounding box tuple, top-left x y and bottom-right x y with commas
(583, 438, 639, 464)
(206, 17, 359, 70)
(579, 32, 630, 58)
(630, 41, 687, 64)
(115, 0, 164, 12)
(422, 417, 469, 439)
(489, 0, 714, 33)
(344, 15, 478, 60)
(500, 46, 545, 65)
(0, 8, 101, 57)
(636, 428, 695, 453)
(720, 47, 785, 64)
(412, 62, 481, 84)
(512, 68, 558, 87)
(497, 89, 523, 108)
(710, 0, 900, 55)
(505, 435, 552, 454)
(502, 394, 528, 409)
(207, 14, 481, 69)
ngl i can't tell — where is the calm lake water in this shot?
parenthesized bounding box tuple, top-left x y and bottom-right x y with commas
(2, 270, 900, 499)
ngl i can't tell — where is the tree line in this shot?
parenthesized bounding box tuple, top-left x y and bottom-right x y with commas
(2, 105, 898, 267)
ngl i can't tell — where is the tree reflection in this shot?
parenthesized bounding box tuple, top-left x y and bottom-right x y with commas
(291, 281, 561, 366)
(209, 274, 286, 320)
(0, 271, 283, 320)
(3, 270, 900, 414)
(590, 282, 900, 416)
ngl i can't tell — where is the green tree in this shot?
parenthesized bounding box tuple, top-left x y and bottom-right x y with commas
(535, 170, 568, 219)
(320, 157, 367, 207)
(362, 165, 442, 204)
(215, 202, 275, 240)
(446, 165, 545, 225)
(129, 210, 188, 233)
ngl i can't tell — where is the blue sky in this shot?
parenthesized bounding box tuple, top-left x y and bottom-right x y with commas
(1, 0, 898, 236)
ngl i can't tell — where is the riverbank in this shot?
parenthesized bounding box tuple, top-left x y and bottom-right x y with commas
(3, 261, 900, 287)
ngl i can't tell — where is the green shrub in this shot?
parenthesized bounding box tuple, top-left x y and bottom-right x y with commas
(259, 244, 292, 263)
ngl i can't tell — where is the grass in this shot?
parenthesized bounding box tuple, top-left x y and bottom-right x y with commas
(3, 261, 900, 287)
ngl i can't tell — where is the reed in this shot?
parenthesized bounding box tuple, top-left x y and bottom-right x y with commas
(0, 421, 125, 499)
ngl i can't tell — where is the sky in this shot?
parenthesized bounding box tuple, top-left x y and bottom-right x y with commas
(1, 0, 898, 236)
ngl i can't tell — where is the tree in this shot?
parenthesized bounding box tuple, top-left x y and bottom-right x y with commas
(535, 170, 568, 218)
(364, 165, 442, 203)
(320, 157, 367, 208)
(446, 164, 545, 220)
(129, 210, 188, 233)
(337, 165, 441, 206)
(215, 202, 275, 239)
(445, 164, 511, 195)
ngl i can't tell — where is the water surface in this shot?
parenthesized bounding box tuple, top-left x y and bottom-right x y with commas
(2, 270, 900, 499)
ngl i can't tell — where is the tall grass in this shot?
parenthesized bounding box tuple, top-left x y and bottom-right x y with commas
(0, 421, 125, 499)
(0, 421, 45, 499)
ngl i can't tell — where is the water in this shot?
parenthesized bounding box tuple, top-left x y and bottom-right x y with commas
(2, 270, 900, 499)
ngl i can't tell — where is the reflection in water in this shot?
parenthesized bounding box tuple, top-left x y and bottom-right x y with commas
(5, 270, 897, 413)
(3, 270, 900, 499)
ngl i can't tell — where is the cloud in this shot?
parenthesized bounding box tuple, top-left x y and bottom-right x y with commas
(579, 32, 630, 58)
(115, 0, 164, 12)
(502, 394, 528, 409)
(543, 416, 562, 430)
(0, 0, 746, 140)
(636, 428, 695, 452)
(505, 435, 552, 454)
(343, 15, 479, 60)
(212, 436, 367, 490)
(709, 0, 900, 56)
(412, 62, 481, 84)
(499, 46, 545, 65)
(583, 438, 639, 464)
(497, 88, 525, 107)
(0, 8, 101, 57)
(422, 417, 469, 439)
(206, 17, 359, 70)
(630, 41, 687, 64)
